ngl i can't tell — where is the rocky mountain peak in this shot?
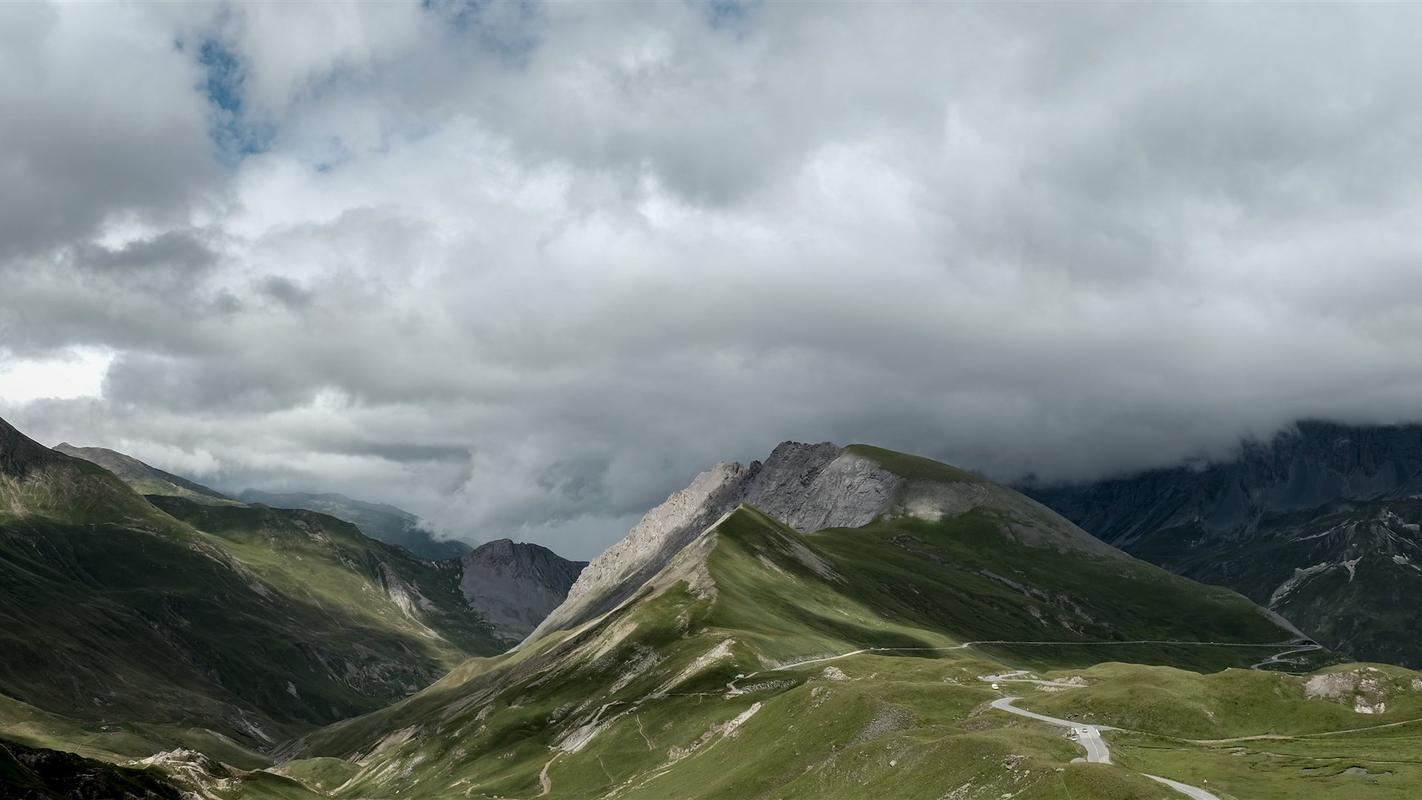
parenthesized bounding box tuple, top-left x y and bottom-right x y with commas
(529, 440, 1126, 645)
(460, 539, 586, 641)
(528, 442, 914, 641)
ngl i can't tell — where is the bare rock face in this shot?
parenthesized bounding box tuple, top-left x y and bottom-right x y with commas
(745, 444, 901, 532)
(530, 442, 915, 640)
(528, 461, 758, 640)
(460, 539, 586, 641)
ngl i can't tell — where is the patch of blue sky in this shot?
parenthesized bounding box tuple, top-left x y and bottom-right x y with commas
(178, 36, 275, 164)
(696, 0, 760, 35)
(422, 0, 540, 67)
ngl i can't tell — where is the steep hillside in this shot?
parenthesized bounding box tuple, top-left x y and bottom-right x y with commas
(147, 496, 507, 660)
(1026, 420, 1422, 666)
(276, 445, 1309, 800)
(53, 444, 239, 506)
(459, 539, 586, 639)
(0, 416, 506, 757)
(54, 447, 572, 643)
(239, 489, 472, 560)
(1123, 499, 1422, 667)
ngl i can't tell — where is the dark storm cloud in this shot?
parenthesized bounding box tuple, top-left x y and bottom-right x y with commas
(76, 232, 218, 275)
(4, 2, 1422, 557)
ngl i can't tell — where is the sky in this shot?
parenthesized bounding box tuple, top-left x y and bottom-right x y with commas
(3, 2, 1422, 558)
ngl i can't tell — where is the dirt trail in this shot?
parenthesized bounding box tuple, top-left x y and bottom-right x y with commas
(537, 753, 560, 797)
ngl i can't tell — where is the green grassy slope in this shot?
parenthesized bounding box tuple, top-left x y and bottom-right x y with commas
(53, 444, 240, 506)
(238, 489, 472, 560)
(279, 498, 1307, 799)
(147, 497, 501, 660)
(0, 417, 506, 763)
(16, 436, 1420, 800)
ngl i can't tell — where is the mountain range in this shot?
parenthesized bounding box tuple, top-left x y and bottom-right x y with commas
(270, 441, 1341, 800)
(0, 416, 582, 782)
(51, 445, 476, 560)
(51, 443, 577, 637)
(1026, 420, 1422, 666)
(7, 417, 1422, 799)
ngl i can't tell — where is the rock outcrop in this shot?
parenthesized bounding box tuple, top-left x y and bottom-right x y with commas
(528, 460, 761, 640)
(459, 539, 586, 640)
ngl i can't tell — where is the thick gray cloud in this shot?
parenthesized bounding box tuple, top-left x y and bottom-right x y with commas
(4, 2, 1422, 558)
(0, 4, 224, 257)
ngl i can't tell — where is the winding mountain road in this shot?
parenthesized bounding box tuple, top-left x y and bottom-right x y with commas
(721, 638, 1307, 799)
(1250, 642, 1322, 670)
(989, 696, 1112, 763)
(1143, 774, 1222, 800)
(989, 696, 1222, 799)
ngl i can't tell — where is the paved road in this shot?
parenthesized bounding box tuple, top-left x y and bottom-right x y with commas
(739, 639, 1303, 798)
(1251, 642, 1322, 670)
(1144, 773, 1222, 800)
(989, 697, 1111, 764)
(990, 696, 1224, 799)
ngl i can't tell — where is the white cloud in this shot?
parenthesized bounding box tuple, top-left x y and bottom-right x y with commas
(0, 348, 113, 404)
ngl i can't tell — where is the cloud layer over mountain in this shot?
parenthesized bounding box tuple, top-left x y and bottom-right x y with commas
(4, 2, 1422, 556)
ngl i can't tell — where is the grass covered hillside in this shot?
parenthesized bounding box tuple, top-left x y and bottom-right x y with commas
(238, 489, 473, 560)
(53, 444, 240, 507)
(0, 416, 507, 763)
(13, 437, 1420, 800)
(273, 463, 1318, 800)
